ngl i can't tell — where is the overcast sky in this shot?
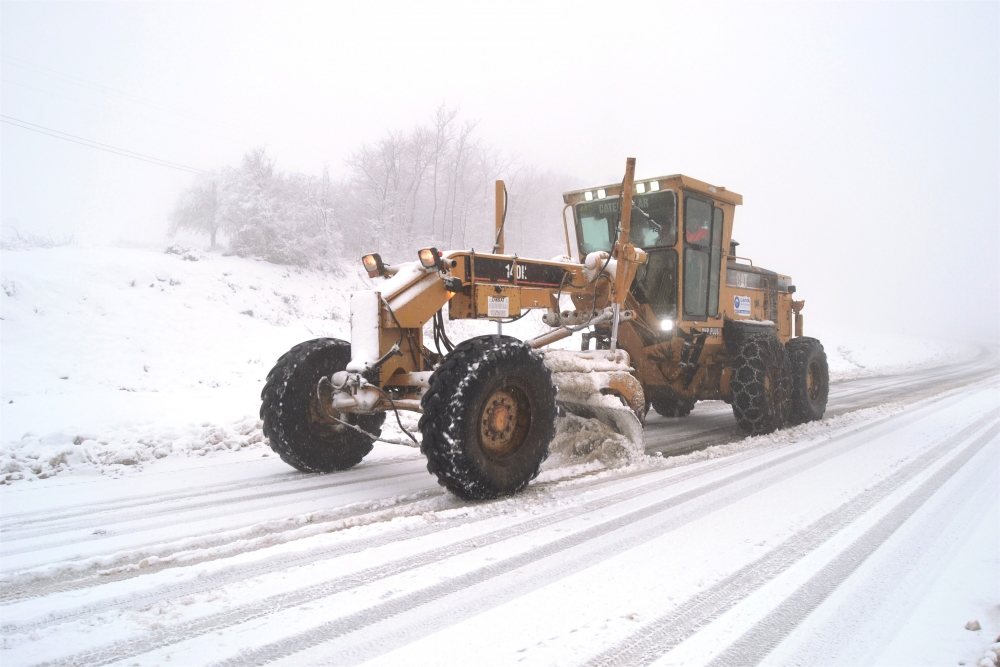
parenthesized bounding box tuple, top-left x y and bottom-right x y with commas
(1, 1, 997, 341)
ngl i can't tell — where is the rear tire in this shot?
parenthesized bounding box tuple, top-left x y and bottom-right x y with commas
(650, 395, 695, 418)
(730, 333, 792, 435)
(786, 337, 829, 424)
(261, 338, 385, 472)
(419, 335, 557, 500)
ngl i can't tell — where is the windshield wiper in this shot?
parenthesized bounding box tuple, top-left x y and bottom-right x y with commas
(632, 203, 662, 231)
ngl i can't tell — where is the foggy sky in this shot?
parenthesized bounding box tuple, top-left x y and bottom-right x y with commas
(1, 1, 997, 342)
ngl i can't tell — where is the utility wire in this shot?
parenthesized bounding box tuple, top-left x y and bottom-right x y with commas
(1, 78, 257, 151)
(0, 115, 207, 174)
(2, 55, 258, 137)
(3, 55, 315, 161)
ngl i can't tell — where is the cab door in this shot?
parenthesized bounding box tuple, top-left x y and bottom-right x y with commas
(681, 194, 724, 321)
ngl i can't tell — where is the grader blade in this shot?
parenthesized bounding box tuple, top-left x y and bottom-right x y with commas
(540, 350, 646, 447)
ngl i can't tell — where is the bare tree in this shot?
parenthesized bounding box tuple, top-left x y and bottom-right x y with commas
(169, 109, 574, 268)
(169, 174, 220, 247)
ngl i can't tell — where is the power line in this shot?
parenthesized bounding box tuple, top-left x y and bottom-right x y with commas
(0, 115, 207, 174)
(2, 55, 258, 137)
(2, 54, 313, 161)
(1, 78, 257, 151)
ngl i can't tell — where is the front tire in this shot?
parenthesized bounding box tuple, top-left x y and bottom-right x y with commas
(261, 338, 385, 472)
(730, 333, 792, 435)
(786, 337, 829, 424)
(419, 335, 557, 500)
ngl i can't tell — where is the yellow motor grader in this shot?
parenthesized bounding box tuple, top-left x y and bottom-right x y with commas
(260, 158, 829, 499)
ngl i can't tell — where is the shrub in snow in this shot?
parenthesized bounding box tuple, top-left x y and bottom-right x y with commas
(0, 228, 75, 251)
(164, 244, 202, 261)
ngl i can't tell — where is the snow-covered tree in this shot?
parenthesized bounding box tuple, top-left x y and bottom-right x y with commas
(169, 108, 574, 267)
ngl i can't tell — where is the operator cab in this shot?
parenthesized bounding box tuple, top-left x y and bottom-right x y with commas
(563, 175, 742, 329)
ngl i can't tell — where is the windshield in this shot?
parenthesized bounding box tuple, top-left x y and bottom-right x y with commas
(574, 190, 677, 256)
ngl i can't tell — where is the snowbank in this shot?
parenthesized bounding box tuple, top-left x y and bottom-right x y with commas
(818, 329, 979, 380)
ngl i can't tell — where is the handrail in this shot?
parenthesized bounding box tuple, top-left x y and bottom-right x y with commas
(561, 204, 575, 261)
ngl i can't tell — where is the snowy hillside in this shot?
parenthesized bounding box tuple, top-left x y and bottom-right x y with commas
(0, 245, 982, 484)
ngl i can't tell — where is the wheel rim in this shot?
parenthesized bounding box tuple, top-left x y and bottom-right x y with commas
(807, 359, 822, 402)
(478, 383, 531, 459)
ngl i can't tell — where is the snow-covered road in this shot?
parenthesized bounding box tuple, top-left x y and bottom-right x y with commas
(1, 350, 998, 667)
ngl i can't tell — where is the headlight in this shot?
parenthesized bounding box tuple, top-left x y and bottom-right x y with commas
(362, 253, 385, 278)
(660, 318, 674, 332)
(418, 247, 442, 270)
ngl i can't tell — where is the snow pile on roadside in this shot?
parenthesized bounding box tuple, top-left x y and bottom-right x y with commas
(1, 409, 428, 484)
(1, 417, 266, 483)
(819, 329, 980, 380)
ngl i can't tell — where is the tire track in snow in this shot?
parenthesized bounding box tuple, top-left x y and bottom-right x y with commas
(36, 398, 921, 667)
(1, 461, 425, 545)
(0, 469, 308, 526)
(704, 432, 999, 667)
(224, 406, 1000, 667)
(0, 453, 674, 607)
(585, 413, 999, 667)
(58, 394, 980, 667)
(9, 380, 981, 646)
(1, 464, 674, 632)
(770, 444, 999, 666)
(6, 369, 990, 615)
(0, 486, 444, 604)
(0, 452, 720, 613)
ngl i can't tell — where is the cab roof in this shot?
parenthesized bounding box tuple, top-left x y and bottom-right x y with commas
(562, 174, 743, 207)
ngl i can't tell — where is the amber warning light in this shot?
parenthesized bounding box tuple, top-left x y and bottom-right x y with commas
(362, 253, 385, 278)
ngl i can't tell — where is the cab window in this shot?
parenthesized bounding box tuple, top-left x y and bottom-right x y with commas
(631, 249, 677, 321)
(683, 195, 725, 319)
(575, 190, 677, 256)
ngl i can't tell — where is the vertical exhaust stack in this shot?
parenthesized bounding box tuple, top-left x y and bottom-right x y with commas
(493, 180, 506, 255)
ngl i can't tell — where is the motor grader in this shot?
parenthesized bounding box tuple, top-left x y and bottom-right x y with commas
(260, 158, 829, 499)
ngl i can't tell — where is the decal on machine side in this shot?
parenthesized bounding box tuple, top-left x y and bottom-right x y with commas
(487, 296, 510, 318)
(469, 256, 565, 287)
(734, 295, 752, 316)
